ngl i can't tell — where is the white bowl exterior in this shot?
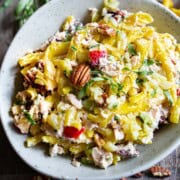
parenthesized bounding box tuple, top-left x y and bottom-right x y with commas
(0, 0, 180, 179)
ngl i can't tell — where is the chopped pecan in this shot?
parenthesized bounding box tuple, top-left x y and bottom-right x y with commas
(98, 24, 116, 36)
(71, 64, 91, 87)
(35, 61, 44, 72)
(108, 10, 125, 18)
(115, 10, 126, 17)
(150, 166, 171, 177)
(24, 68, 37, 85)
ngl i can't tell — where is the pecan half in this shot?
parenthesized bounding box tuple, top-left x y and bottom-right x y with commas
(150, 166, 171, 177)
(71, 64, 91, 87)
(98, 24, 116, 36)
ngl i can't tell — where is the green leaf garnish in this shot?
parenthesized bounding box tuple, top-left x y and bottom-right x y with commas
(75, 25, 84, 31)
(91, 70, 102, 76)
(122, 67, 131, 71)
(15, 0, 50, 27)
(71, 46, 77, 51)
(112, 104, 118, 109)
(24, 111, 36, 125)
(15, 0, 37, 27)
(114, 115, 120, 121)
(78, 87, 87, 99)
(139, 112, 152, 125)
(78, 72, 123, 99)
(0, 0, 13, 13)
(136, 78, 146, 85)
(83, 99, 94, 111)
(136, 70, 153, 76)
(151, 88, 157, 97)
(128, 44, 137, 56)
(163, 90, 173, 106)
(117, 83, 123, 91)
(143, 59, 155, 66)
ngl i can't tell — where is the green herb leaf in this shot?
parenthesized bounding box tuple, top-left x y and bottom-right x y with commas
(91, 77, 105, 82)
(83, 99, 94, 111)
(15, 0, 37, 27)
(151, 88, 157, 97)
(163, 90, 173, 106)
(75, 25, 84, 31)
(143, 59, 155, 66)
(0, 0, 13, 13)
(122, 67, 130, 71)
(136, 78, 146, 85)
(136, 70, 153, 76)
(139, 112, 152, 125)
(15, 0, 50, 27)
(77, 80, 92, 99)
(91, 70, 102, 76)
(24, 111, 36, 125)
(78, 87, 87, 99)
(117, 83, 123, 91)
(112, 104, 118, 109)
(128, 44, 137, 56)
(114, 115, 120, 121)
(71, 45, 77, 51)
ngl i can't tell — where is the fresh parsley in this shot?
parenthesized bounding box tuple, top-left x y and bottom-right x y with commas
(136, 70, 153, 76)
(143, 59, 155, 66)
(114, 115, 120, 121)
(122, 67, 131, 71)
(24, 111, 36, 125)
(91, 70, 102, 76)
(128, 44, 137, 56)
(83, 99, 94, 111)
(71, 45, 77, 51)
(75, 25, 84, 31)
(136, 78, 146, 85)
(163, 90, 173, 106)
(77, 81, 92, 99)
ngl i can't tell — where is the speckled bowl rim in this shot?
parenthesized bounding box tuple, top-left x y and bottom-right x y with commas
(0, 0, 180, 179)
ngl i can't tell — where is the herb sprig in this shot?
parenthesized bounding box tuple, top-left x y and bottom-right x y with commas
(0, 0, 13, 13)
(0, 0, 50, 28)
(78, 70, 123, 99)
(24, 111, 36, 125)
(163, 90, 173, 106)
(128, 44, 137, 56)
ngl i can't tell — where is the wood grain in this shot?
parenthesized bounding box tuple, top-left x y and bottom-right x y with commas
(0, 1, 179, 179)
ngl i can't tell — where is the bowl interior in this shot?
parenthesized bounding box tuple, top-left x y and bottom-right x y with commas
(0, 0, 180, 179)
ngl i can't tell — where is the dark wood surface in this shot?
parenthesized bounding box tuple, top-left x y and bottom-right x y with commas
(0, 1, 179, 179)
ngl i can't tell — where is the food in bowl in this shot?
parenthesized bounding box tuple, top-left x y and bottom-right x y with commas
(11, 0, 180, 169)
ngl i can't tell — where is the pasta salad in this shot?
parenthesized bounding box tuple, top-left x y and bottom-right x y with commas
(11, 0, 180, 169)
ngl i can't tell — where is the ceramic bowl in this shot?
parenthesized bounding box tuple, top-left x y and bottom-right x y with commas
(0, 0, 179, 179)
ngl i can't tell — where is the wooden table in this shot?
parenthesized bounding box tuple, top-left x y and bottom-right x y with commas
(0, 1, 179, 179)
